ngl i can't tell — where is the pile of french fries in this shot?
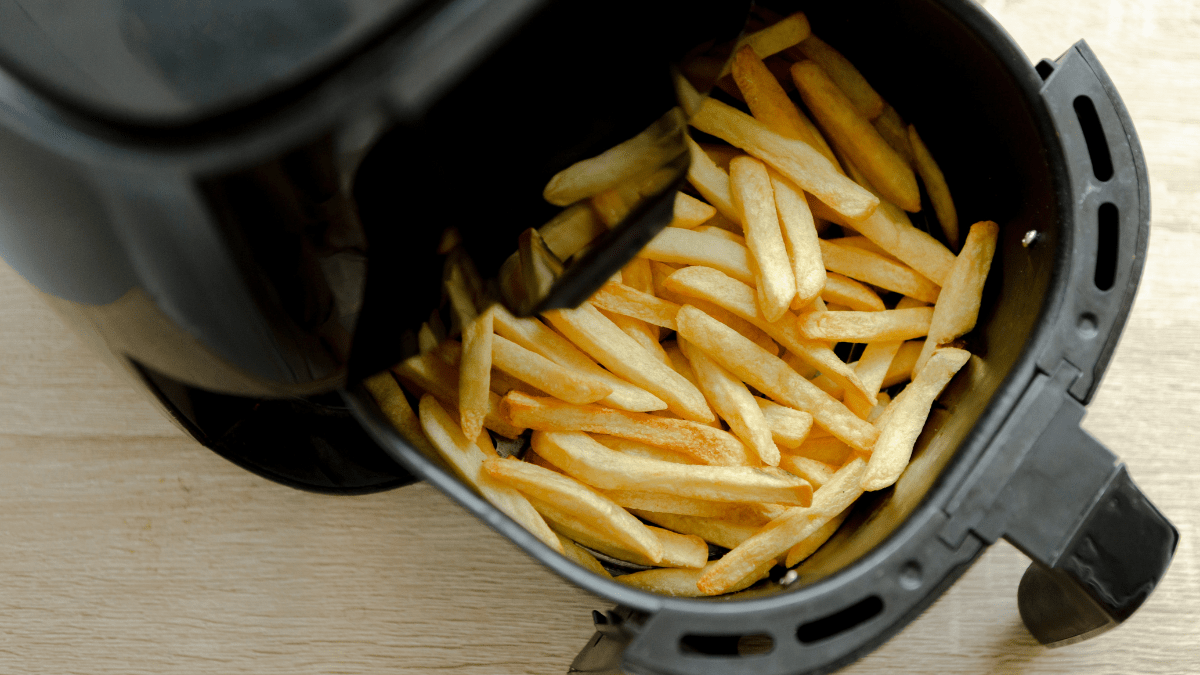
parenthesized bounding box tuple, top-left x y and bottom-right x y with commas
(366, 9, 999, 597)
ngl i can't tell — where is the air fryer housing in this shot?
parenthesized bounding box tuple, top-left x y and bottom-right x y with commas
(0, 0, 1177, 673)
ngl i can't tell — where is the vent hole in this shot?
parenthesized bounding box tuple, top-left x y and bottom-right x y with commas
(1095, 203, 1119, 290)
(1036, 59, 1057, 80)
(1073, 96, 1114, 181)
(796, 596, 884, 644)
(679, 633, 774, 656)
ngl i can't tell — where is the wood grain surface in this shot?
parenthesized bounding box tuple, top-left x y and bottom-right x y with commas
(1, 1, 1198, 673)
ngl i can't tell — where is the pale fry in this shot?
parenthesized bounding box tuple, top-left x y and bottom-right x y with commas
(482, 456, 663, 563)
(530, 497, 706, 568)
(539, 203, 606, 260)
(863, 348, 971, 491)
(557, 534, 612, 579)
(756, 397, 814, 449)
(881, 340, 924, 389)
(491, 304, 666, 412)
(685, 134, 741, 224)
(617, 559, 775, 597)
(633, 510, 762, 550)
(769, 170, 826, 308)
(690, 98, 878, 220)
(908, 125, 959, 249)
(797, 306, 934, 342)
(730, 156, 796, 321)
(695, 226, 746, 245)
(719, 11, 812, 77)
(590, 281, 680, 330)
(791, 35, 885, 120)
(601, 490, 738, 519)
(544, 302, 714, 423)
(675, 305, 879, 453)
(822, 273, 884, 311)
(672, 192, 718, 229)
(697, 459, 867, 594)
(491, 333, 611, 405)
(532, 431, 812, 506)
(393, 350, 525, 439)
(459, 307, 494, 440)
(364, 372, 438, 458)
(417, 395, 560, 553)
(638, 226, 755, 286)
(915, 221, 999, 375)
(819, 238, 940, 303)
(680, 337, 780, 467)
(502, 392, 748, 466)
(778, 455, 837, 489)
(785, 506, 852, 567)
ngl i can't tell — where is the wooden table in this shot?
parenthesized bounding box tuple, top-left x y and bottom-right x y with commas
(1, 1, 1197, 673)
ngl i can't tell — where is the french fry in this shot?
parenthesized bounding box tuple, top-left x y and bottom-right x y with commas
(491, 305, 666, 413)
(788, 435, 853, 466)
(557, 533, 612, 579)
(790, 35, 885, 120)
(874, 105, 915, 165)
(364, 372, 438, 458)
(533, 431, 812, 506)
(482, 456, 663, 563)
(778, 455, 837, 489)
(690, 98, 879, 220)
(700, 143, 744, 172)
(785, 505, 852, 567)
(601, 490, 739, 519)
(591, 434, 699, 465)
(914, 221, 999, 375)
(881, 340, 924, 389)
(731, 45, 819, 153)
(489, 368, 545, 398)
(730, 156, 797, 321)
(417, 395, 560, 553)
(846, 199, 955, 286)
(459, 307, 494, 440)
(769, 170, 826, 309)
(502, 392, 748, 466)
(672, 192, 717, 229)
(539, 203, 607, 260)
(680, 337, 780, 467)
(518, 227, 563, 311)
(543, 302, 714, 423)
(822, 273, 884, 311)
(809, 373, 844, 400)
(600, 307, 668, 365)
(862, 348, 971, 491)
(756, 398, 814, 449)
(393, 350, 525, 439)
(819, 238, 940, 303)
(675, 305, 879, 453)
(791, 61, 919, 212)
(796, 306, 934, 342)
(833, 236, 896, 259)
(617, 559, 775, 597)
(909, 125, 959, 249)
(686, 135, 741, 225)
(417, 323, 440, 355)
(530, 497, 706, 569)
(638, 226, 755, 286)
(696, 225, 746, 245)
(543, 108, 687, 206)
(590, 281, 680, 330)
(491, 333, 611, 405)
(633, 510, 762, 550)
(697, 458, 867, 595)
(843, 298, 927, 417)
(718, 11, 812, 77)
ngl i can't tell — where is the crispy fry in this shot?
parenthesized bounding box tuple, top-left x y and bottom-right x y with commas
(518, 227, 563, 311)
(908, 125, 959, 249)
(843, 298, 926, 417)
(690, 98, 878, 220)
(768, 171, 826, 309)
(819, 238, 940, 303)
(822, 272, 884, 311)
(785, 506, 852, 567)
(730, 156, 796, 321)
(797, 306, 934, 342)
(638, 226, 754, 286)
(633, 510, 762, 550)
(685, 135, 741, 225)
(602, 490, 738, 519)
(700, 143, 744, 172)
(778, 455, 837, 489)
(491, 333, 611, 405)
(394, 350, 525, 439)
(675, 305, 879, 453)
(915, 221, 999, 375)
(696, 225, 746, 245)
(590, 281, 680, 330)
(539, 204, 606, 260)
(789, 435, 853, 466)
(672, 192, 718, 229)
(544, 302, 714, 423)
(531, 497, 705, 568)
(591, 434, 699, 465)
(680, 337, 780, 467)
(557, 534, 612, 579)
(863, 348, 971, 491)
(731, 45, 812, 148)
(364, 372, 438, 458)
(872, 104, 915, 165)
(417, 395, 560, 553)
(791, 61, 919, 212)
(503, 392, 748, 466)
(600, 306, 667, 365)
(791, 35, 885, 120)
(719, 11, 812, 77)
(847, 200, 955, 286)
(756, 397, 814, 449)
(617, 559, 775, 597)
(533, 431, 812, 506)
(459, 307, 494, 440)
(881, 340, 925, 389)
(650, 262, 780, 356)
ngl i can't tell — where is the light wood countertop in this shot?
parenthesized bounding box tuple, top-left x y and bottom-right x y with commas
(1, 1, 1198, 672)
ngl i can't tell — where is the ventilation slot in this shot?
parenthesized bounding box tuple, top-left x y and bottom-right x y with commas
(679, 633, 774, 656)
(1095, 203, 1119, 291)
(796, 596, 884, 644)
(1073, 96, 1113, 181)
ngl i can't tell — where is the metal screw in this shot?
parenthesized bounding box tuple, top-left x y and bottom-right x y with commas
(780, 569, 799, 586)
(1022, 230, 1040, 247)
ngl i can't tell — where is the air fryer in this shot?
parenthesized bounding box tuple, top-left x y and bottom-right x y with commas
(0, 1, 1177, 674)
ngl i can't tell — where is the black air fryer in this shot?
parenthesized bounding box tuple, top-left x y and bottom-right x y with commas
(0, 1, 1178, 673)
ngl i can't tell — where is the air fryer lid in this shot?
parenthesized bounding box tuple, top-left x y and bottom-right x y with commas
(345, 0, 1176, 672)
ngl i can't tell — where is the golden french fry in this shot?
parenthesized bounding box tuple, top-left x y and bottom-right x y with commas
(809, 373, 844, 400)
(690, 98, 878, 220)
(650, 262, 781, 357)
(491, 333, 611, 405)
(394, 350, 525, 439)
(781, 350, 820, 379)
(697, 458, 866, 594)
(819, 238, 940, 303)
(847, 199, 955, 286)
(730, 156, 797, 321)
(533, 431, 812, 506)
(863, 348, 971, 491)
(518, 227, 563, 311)
(686, 135, 741, 225)
(881, 340, 924, 389)
(778, 455, 837, 489)
(503, 392, 748, 466)
(557, 533, 612, 579)
(459, 307, 494, 440)
(539, 203, 607, 260)
(791, 35, 885, 120)
(843, 298, 927, 417)
(731, 45, 818, 151)
(491, 305, 665, 413)
(638, 226, 755, 286)
(785, 505, 852, 567)
(700, 143, 744, 172)
(543, 108, 687, 206)
(756, 398, 814, 449)
(544, 302, 714, 423)
(675, 305, 878, 453)
(833, 236, 896, 259)
(915, 221, 999, 375)
(633, 510, 762, 550)
(789, 435, 853, 466)
(530, 497, 706, 569)
(874, 105, 915, 165)
(417, 323, 439, 355)
(680, 337, 780, 467)
(797, 306, 934, 342)
(483, 456, 663, 563)
(489, 368, 545, 398)
(417, 395, 560, 553)
(672, 192, 717, 229)
(769, 170, 826, 308)
(821, 273, 884, 311)
(590, 281, 680, 331)
(498, 252, 527, 311)
(364, 372, 438, 458)
(908, 125, 959, 249)
(591, 434, 699, 465)
(718, 11, 812, 77)
(695, 225, 746, 246)
(600, 306, 667, 365)
(602, 490, 739, 519)
(618, 559, 775, 597)
(590, 182, 641, 227)
(791, 61, 919, 212)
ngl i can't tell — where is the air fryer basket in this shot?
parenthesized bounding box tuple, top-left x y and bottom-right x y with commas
(345, 0, 1177, 672)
